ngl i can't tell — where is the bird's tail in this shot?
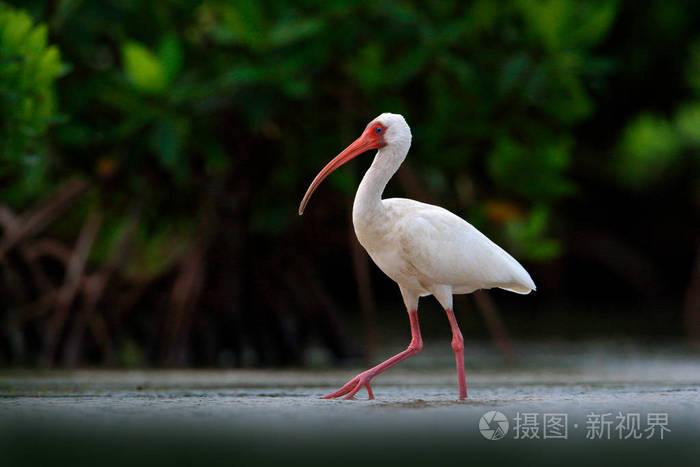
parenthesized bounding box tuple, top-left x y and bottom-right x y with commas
(499, 262, 536, 294)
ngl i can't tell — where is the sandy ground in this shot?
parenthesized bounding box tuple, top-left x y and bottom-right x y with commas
(1, 342, 699, 466)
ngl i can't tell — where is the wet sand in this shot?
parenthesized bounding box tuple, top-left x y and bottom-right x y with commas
(1, 342, 699, 466)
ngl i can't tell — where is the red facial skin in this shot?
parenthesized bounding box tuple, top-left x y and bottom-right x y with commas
(298, 122, 387, 215)
(362, 122, 388, 149)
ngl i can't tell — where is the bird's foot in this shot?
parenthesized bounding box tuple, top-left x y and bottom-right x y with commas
(322, 370, 375, 400)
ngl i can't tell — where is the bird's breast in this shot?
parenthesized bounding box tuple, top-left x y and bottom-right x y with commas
(353, 217, 431, 294)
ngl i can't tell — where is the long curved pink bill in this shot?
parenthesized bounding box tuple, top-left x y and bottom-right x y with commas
(298, 135, 376, 215)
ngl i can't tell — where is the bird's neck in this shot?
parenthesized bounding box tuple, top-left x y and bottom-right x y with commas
(353, 144, 408, 225)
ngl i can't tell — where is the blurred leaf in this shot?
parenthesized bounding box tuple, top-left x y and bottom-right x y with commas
(0, 6, 32, 47)
(441, 53, 477, 86)
(505, 206, 562, 261)
(218, 64, 264, 88)
(150, 118, 187, 182)
(90, 214, 129, 265)
(572, 2, 617, 46)
(349, 43, 385, 94)
(616, 113, 682, 188)
(0, 3, 63, 207)
(209, 0, 266, 48)
(122, 41, 168, 94)
(390, 47, 429, 86)
(675, 102, 700, 146)
(518, 0, 616, 50)
(538, 53, 593, 123)
(125, 222, 190, 281)
(499, 53, 530, 96)
(463, 0, 501, 39)
(518, 0, 571, 50)
(488, 136, 575, 202)
(158, 35, 183, 81)
(268, 17, 323, 47)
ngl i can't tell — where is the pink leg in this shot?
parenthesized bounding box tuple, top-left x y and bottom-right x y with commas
(445, 308, 467, 399)
(323, 311, 422, 400)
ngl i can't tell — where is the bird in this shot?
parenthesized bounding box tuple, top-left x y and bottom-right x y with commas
(298, 113, 535, 400)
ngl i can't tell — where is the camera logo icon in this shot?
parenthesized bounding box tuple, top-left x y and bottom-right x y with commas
(479, 411, 509, 440)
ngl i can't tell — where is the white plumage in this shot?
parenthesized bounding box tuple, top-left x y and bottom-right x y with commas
(299, 112, 535, 400)
(350, 113, 535, 307)
(367, 198, 535, 296)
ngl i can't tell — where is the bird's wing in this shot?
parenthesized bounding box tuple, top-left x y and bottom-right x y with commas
(387, 199, 535, 294)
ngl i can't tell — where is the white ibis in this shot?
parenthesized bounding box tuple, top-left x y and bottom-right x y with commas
(299, 113, 535, 400)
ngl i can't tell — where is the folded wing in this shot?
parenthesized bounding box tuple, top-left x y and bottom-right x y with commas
(389, 199, 536, 294)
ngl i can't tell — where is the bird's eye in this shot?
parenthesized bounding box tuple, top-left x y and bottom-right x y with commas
(375, 127, 383, 134)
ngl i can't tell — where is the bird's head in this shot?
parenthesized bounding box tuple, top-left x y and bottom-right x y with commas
(298, 113, 411, 215)
(372, 113, 411, 148)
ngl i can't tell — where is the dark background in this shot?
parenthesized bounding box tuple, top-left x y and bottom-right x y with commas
(1, 0, 698, 368)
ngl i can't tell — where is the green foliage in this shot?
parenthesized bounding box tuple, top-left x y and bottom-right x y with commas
(614, 33, 700, 191)
(0, 2, 63, 205)
(122, 36, 183, 95)
(1, 0, 697, 267)
(505, 206, 562, 261)
(124, 222, 190, 281)
(122, 41, 169, 94)
(1, 0, 698, 368)
(675, 103, 700, 146)
(517, 0, 617, 51)
(616, 113, 682, 188)
(488, 136, 575, 203)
